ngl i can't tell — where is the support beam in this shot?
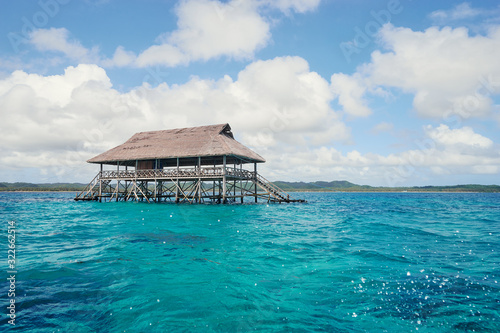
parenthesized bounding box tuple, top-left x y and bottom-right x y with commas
(116, 162, 120, 202)
(176, 157, 180, 203)
(233, 162, 236, 200)
(198, 156, 201, 203)
(155, 159, 158, 202)
(213, 161, 216, 202)
(254, 162, 257, 203)
(99, 163, 103, 202)
(222, 155, 227, 203)
(125, 165, 128, 201)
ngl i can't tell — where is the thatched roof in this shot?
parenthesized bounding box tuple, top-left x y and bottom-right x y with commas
(87, 123, 265, 166)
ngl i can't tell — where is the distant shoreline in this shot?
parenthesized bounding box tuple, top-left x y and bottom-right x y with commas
(1, 181, 499, 193)
(291, 190, 493, 193)
(1, 190, 79, 193)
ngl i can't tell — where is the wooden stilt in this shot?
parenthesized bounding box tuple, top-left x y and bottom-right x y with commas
(176, 157, 180, 203)
(233, 162, 236, 201)
(124, 165, 128, 202)
(116, 162, 120, 202)
(254, 163, 257, 203)
(240, 162, 244, 203)
(198, 156, 201, 203)
(155, 159, 158, 202)
(99, 163, 103, 202)
(222, 155, 227, 203)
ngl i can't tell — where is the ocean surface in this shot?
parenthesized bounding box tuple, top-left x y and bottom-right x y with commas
(1, 191, 499, 332)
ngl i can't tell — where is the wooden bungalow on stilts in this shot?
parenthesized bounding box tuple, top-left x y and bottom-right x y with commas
(75, 123, 304, 204)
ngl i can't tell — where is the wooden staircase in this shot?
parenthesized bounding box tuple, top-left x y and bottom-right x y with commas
(74, 172, 113, 201)
(254, 173, 305, 203)
(74, 172, 100, 201)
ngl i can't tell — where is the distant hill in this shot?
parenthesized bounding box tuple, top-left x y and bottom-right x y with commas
(274, 180, 363, 190)
(0, 181, 499, 193)
(0, 182, 86, 191)
(273, 181, 500, 193)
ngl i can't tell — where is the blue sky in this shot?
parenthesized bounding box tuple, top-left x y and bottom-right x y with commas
(1, 0, 500, 186)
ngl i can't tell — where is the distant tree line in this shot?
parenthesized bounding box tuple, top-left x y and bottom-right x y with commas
(1, 181, 499, 193)
(0, 182, 86, 192)
(273, 181, 500, 193)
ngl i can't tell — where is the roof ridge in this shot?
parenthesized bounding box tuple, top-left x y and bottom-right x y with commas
(136, 123, 228, 135)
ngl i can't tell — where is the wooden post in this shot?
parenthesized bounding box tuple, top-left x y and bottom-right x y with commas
(218, 180, 222, 203)
(116, 162, 120, 202)
(176, 157, 179, 203)
(222, 155, 227, 203)
(125, 165, 128, 201)
(198, 156, 201, 203)
(99, 163, 103, 202)
(233, 162, 236, 201)
(135, 160, 139, 201)
(254, 162, 257, 203)
(154, 159, 158, 202)
(240, 162, 243, 203)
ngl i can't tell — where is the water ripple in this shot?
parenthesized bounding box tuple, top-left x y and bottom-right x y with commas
(1, 192, 499, 332)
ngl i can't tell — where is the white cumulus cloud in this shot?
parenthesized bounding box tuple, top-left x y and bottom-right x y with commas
(265, 0, 321, 14)
(29, 27, 99, 63)
(134, 0, 271, 67)
(429, 2, 484, 23)
(424, 124, 493, 148)
(331, 73, 371, 117)
(334, 24, 500, 120)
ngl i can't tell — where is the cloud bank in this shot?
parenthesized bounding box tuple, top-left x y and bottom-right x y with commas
(334, 24, 500, 120)
(0, 57, 349, 182)
(1, 58, 498, 185)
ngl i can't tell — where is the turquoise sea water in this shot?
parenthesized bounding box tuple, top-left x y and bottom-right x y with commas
(1, 192, 499, 332)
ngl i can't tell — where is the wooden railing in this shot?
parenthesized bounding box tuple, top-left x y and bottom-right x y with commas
(99, 167, 256, 180)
